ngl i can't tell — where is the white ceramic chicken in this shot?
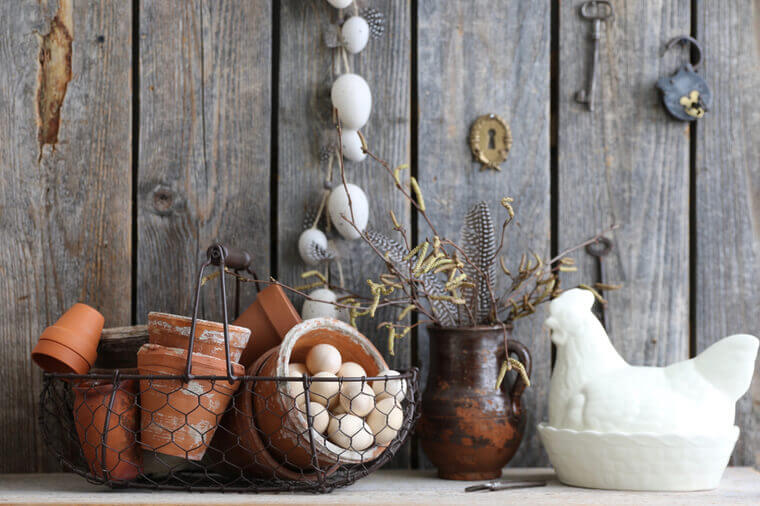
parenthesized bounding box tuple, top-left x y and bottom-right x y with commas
(545, 288, 758, 434)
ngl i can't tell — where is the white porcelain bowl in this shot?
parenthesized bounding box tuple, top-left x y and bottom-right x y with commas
(537, 423, 739, 491)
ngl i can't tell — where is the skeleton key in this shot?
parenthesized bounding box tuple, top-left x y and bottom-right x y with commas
(586, 236, 613, 327)
(575, 1, 614, 111)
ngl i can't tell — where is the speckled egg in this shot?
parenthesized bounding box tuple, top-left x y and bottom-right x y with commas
(298, 228, 329, 265)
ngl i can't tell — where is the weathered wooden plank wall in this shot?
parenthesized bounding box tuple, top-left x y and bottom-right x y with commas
(0, 0, 758, 472)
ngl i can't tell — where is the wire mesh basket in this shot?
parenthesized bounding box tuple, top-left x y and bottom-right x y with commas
(38, 244, 420, 493)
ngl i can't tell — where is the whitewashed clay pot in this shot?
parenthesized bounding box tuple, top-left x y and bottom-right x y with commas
(340, 16, 369, 54)
(331, 73, 371, 130)
(540, 288, 759, 491)
(340, 129, 366, 162)
(298, 228, 329, 265)
(302, 288, 349, 322)
(327, 183, 368, 239)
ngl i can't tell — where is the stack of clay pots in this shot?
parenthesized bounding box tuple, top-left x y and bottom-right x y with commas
(137, 313, 250, 461)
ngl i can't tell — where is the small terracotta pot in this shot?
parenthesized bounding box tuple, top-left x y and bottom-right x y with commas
(137, 344, 244, 461)
(254, 317, 389, 470)
(234, 284, 301, 368)
(418, 326, 532, 480)
(148, 312, 251, 363)
(32, 303, 104, 374)
(72, 377, 142, 481)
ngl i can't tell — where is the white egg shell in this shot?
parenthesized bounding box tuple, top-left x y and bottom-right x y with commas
(338, 361, 367, 378)
(327, 183, 368, 239)
(339, 382, 375, 417)
(372, 369, 407, 402)
(367, 397, 403, 446)
(298, 228, 329, 265)
(340, 129, 366, 162)
(340, 16, 369, 54)
(306, 343, 343, 374)
(327, 414, 374, 451)
(309, 371, 340, 406)
(331, 73, 372, 130)
(302, 288, 342, 321)
(298, 401, 329, 433)
(326, 0, 352, 8)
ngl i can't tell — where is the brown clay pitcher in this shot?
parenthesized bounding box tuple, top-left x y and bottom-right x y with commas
(418, 326, 531, 480)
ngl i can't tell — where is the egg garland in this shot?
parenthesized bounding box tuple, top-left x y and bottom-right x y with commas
(340, 129, 367, 162)
(298, 228, 334, 265)
(331, 73, 372, 131)
(327, 183, 369, 240)
(340, 16, 370, 54)
(326, 0, 353, 8)
(288, 342, 405, 451)
(302, 287, 347, 321)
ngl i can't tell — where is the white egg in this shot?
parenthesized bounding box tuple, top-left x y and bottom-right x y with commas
(327, 414, 374, 451)
(331, 73, 372, 130)
(302, 288, 342, 320)
(306, 343, 342, 374)
(309, 371, 340, 406)
(288, 378, 306, 406)
(372, 369, 407, 402)
(298, 228, 329, 265)
(339, 382, 375, 417)
(367, 397, 403, 446)
(327, 183, 368, 240)
(340, 129, 366, 162)
(340, 16, 369, 54)
(326, 0, 352, 8)
(298, 401, 329, 433)
(338, 361, 367, 378)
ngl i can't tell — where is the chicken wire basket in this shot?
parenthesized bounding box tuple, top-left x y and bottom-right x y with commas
(38, 244, 420, 493)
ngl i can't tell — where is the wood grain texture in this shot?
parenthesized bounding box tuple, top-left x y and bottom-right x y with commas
(276, 0, 412, 466)
(695, 0, 760, 466)
(137, 1, 271, 323)
(416, 0, 551, 466)
(0, 0, 131, 472)
(558, 0, 691, 367)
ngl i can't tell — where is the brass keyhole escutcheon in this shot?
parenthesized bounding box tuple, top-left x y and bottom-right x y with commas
(469, 114, 512, 171)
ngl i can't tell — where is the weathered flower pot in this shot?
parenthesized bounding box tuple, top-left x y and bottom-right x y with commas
(137, 344, 244, 461)
(418, 326, 531, 480)
(32, 303, 104, 375)
(233, 284, 301, 368)
(147, 312, 251, 363)
(73, 377, 142, 481)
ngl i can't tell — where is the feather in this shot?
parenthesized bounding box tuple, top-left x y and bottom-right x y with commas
(461, 201, 497, 324)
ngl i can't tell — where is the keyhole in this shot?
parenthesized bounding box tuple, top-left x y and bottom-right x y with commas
(488, 129, 496, 150)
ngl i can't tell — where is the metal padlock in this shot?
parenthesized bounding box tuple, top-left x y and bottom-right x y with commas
(656, 35, 711, 121)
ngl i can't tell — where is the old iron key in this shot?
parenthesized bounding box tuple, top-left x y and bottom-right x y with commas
(575, 1, 614, 111)
(586, 236, 613, 326)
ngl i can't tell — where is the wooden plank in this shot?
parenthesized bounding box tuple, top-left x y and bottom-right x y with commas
(3, 468, 760, 504)
(558, 1, 691, 366)
(416, 0, 551, 466)
(276, 1, 412, 466)
(695, 0, 760, 467)
(137, 1, 272, 323)
(0, 0, 132, 471)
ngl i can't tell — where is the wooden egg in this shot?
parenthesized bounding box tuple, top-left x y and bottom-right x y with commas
(289, 378, 306, 406)
(326, 0, 352, 8)
(298, 401, 329, 433)
(338, 361, 367, 378)
(367, 397, 403, 446)
(327, 413, 374, 451)
(302, 288, 342, 320)
(340, 129, 366, 162)
(339, 382, 375, 417)
(372, 369, 407, 402)
(340, 16, 369, 54)
(327, 183, 368, 239)
(309, 371, 340, 406)
(298, 228, 329, 265)
(306, 343, 342, 374)
(331, 73, 372, 130)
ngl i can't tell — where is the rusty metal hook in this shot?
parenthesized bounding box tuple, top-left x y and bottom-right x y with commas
(663, 35, 703, 70)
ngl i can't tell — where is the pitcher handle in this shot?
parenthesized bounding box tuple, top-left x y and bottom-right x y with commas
(506, 339, 531, 419)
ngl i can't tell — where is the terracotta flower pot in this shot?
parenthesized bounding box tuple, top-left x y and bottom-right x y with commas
(72, 377, 142, 481)
(418, 326, 531, 480)
(32, 303, 104, 374)
(233, 284, 301, 368)
(137, 344, 244, 461)
(254, 317, 389, 470)
(147, 312, 251, 363)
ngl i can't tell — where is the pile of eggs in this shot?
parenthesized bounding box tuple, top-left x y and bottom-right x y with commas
(288, 343, 405, 452)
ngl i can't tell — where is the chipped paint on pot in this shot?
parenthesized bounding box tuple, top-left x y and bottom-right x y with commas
(148, 312, 251, 363)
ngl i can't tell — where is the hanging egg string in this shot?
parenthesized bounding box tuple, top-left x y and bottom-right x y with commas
(295, 0, 385, 321)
